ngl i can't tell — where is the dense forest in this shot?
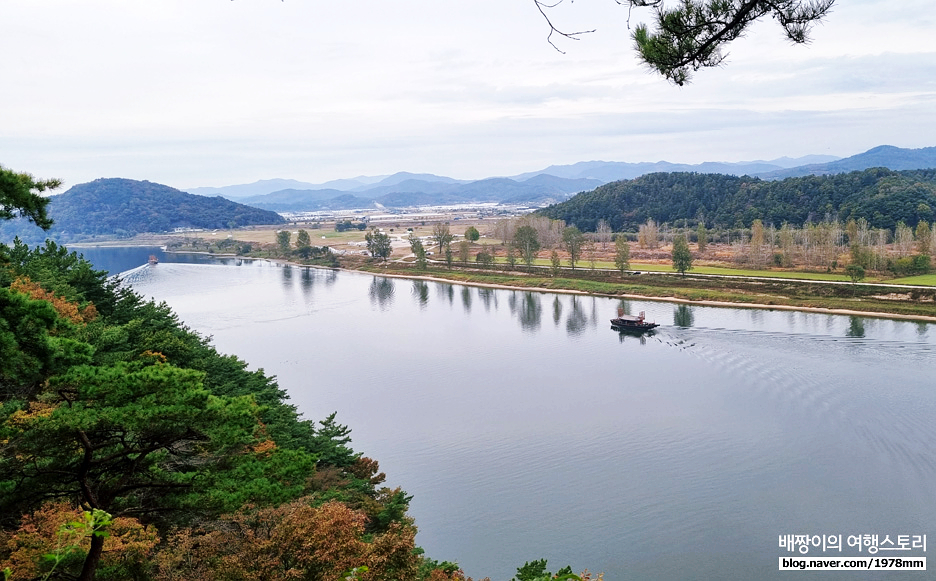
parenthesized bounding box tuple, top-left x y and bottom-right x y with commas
(0, 178, 285, 244)
(538, 168, 936, 232)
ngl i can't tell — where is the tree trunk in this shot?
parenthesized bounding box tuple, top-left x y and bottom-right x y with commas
(79, 533, 105, 581)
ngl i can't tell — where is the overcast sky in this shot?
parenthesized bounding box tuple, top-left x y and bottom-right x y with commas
(2, 0, 935, 190)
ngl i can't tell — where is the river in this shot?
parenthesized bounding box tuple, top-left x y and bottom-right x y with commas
(85, 248, 935, 580)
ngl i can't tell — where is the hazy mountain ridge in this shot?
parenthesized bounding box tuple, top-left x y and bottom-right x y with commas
(0, 178, 285, 244)
(7, 146, 930, 242)
(241, 175, 603, 212)
(183, 146, 936, 208)
(185, 153, 864, 209)
(755, 146, 936, 179)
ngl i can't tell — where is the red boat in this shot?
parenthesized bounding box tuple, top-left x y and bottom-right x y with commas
(610, 308, 658, 331)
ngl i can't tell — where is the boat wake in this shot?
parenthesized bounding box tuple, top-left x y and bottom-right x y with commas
(658, 325, 936, 478)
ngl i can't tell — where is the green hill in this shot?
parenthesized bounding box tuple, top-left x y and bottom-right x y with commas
(1, 178, 285, 243)
(537, 168, 936, 231)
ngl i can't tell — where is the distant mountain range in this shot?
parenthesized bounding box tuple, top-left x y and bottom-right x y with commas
(0, 178, 284, 244)
(5, 145, 936, 244)
(223, 174, 605, 212)
(754, 145, 936, 179)
(187, 147, 936, 212)
(185, 155, 847, 204)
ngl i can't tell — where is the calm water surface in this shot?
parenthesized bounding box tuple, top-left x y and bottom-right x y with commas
(103, 253, 934, 580)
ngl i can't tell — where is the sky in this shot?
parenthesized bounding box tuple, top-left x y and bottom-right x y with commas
(2, 0, 935, 190)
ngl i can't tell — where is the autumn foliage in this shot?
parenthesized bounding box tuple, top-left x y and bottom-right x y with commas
(154, 499, 417, 581)
(9, 276, 97, 324)
(1, 503, 158, 581)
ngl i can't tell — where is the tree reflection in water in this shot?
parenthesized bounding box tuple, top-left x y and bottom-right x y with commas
(552, 296, 562, 326)
(411, 280, 429, 309)
(847, 316, 865, 338)
(617, 299, 631, 316)
(519, 292, 541, 331)
(565, 296, 588, 336)
(369, 277, 395, 310)
(461, 286, 472, 313)
(435, 282, 454, 304)
(674, 304, 694, 328)
(300, 267, 315, 299)
(478, 288, 494, 312)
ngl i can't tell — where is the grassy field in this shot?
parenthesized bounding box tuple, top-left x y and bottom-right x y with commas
(490, 257, 868, 283)
(888, 274, 936, 286)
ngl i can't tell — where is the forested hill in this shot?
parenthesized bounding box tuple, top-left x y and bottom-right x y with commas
(0, 178, 285, 243)
(537, 168, 936, 232)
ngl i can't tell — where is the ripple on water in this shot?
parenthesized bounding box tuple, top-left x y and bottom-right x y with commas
(656, 325, 936, 480)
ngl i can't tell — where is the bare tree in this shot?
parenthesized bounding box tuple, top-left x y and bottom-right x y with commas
(493, 218, 517, 245)
(595, 219, 613, 248)
(778, 222, 794, 267)
(895, 222, 914, 257)
(532, 216, 564, 249)
(432, 222, 454, 254)
(638, 218, 659, 249)
(750, 219, 766, 269)
(915, 220, 932, 255)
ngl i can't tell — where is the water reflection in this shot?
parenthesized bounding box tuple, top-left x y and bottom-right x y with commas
(616, 328, 654, 345)
(281, 264, 293, 290)
(461, 287, 472, 313)
(478, 288, 494, 312)
(748, 308, 763, 324)
(846, 316, 865, 338)
(674, 304, 694, 328)
(412, 280, 430, 308)
(565, 296, 588, 336)
(300, 267, 315, 298)
(517, 292, 541, 331)
(552, 296, 563, 326)
(324, 269, 338, 287)
(436, 282, 454, 305)
(369, 277, 395, 310)
(113, 256, 936, 581)
(617, 299, 631, 316)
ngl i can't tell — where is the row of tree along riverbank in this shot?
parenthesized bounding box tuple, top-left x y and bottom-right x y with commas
(164, 225, 936, 320)
(350, 258, 936, 321)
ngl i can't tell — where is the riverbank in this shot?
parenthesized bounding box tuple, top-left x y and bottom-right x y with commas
(350, 260, 936, 323)
(91, 242, 936, 323)
(381, 270, 936, 322)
